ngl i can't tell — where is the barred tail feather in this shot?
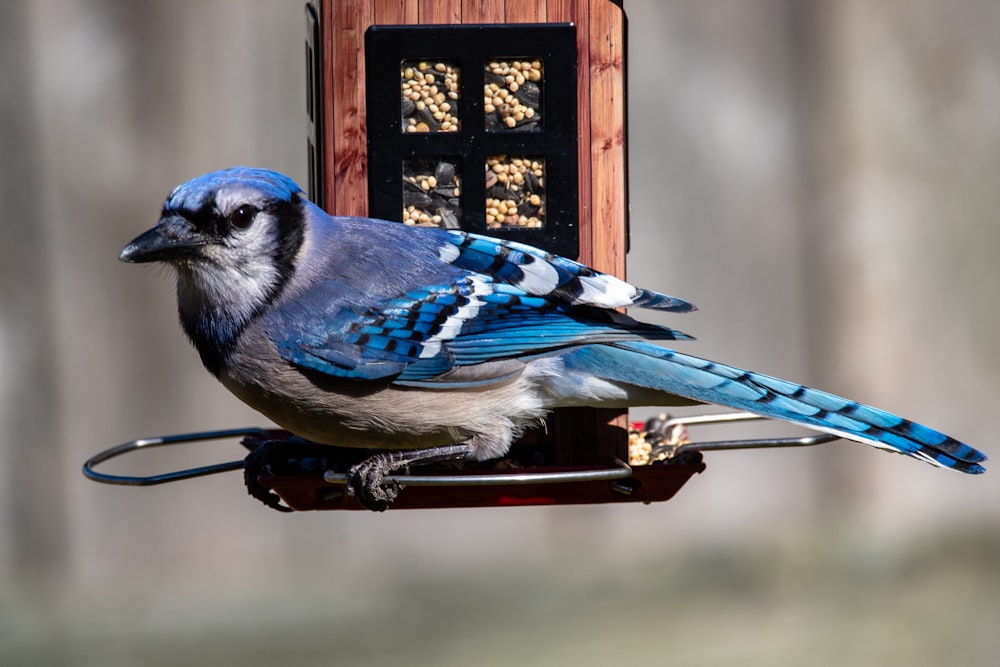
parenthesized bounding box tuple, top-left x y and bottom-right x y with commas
(561, 342, 987, 474)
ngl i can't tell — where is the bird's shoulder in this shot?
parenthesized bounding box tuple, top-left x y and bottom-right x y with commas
(294, 210, 695, 311)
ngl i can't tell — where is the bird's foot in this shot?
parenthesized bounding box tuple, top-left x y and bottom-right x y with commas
(243, 436, 357, 512)
(243, 438, 301, 512)
(346, 452, 401, 511)
(347, 443, 476, 511)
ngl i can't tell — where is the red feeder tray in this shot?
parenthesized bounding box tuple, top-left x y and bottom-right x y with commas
(259, 458, 706, 511)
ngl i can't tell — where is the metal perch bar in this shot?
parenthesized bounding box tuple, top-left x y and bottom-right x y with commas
(322, 459, 634, 487)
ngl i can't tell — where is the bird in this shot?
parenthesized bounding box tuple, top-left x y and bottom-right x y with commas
(120, 167, 987, 510)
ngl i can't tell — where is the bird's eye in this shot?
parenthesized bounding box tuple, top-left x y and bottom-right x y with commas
(229, 205, 258, 229)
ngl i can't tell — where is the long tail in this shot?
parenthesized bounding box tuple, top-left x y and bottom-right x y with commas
(559, 342, 987, 473)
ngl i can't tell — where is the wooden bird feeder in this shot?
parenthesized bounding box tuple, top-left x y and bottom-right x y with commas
(85, 1, 841, 511)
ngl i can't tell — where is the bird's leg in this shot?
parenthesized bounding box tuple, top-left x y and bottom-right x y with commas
(347, 443, 476, 511)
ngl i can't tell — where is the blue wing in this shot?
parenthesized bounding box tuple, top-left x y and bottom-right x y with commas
(269, 215, 696, 385)
(274, 273, 692, 384)
(435, 230, 696, 312)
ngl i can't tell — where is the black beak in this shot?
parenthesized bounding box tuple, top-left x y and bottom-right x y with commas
(119, 217, 206, 264)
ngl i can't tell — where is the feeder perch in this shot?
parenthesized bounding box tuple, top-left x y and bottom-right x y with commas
(83, 413, 840, 512)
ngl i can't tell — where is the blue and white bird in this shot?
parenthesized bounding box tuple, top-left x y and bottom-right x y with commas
(120, 167, 986, 509)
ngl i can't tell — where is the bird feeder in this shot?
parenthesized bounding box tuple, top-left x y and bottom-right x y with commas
(84, 1, 843, 511)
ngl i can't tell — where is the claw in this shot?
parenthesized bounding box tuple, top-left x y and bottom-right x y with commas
(347, 453, 402, 511)
(345, 443, 477, 511)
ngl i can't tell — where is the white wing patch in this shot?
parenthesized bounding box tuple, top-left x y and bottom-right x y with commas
(515, 257, 561, 295)
(574, 274, 639, 308)
(417, 275, 492, 359)
(437, 242, 461, 264)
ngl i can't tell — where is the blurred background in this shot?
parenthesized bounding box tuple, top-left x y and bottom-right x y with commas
(2, 1, 998, 664)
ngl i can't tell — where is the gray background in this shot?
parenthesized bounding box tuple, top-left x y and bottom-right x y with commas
(2, 1, 998, 664)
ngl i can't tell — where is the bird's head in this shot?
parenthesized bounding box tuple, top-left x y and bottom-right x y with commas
(121, 166, 305, 270)
(121, 168, 308, 366)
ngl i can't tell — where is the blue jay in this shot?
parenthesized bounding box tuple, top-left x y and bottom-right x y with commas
(120, 167, 986, 509)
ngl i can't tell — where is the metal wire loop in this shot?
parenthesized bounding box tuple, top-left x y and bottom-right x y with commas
(82, 428, 271, 486)
(645, 411, 839, 460)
